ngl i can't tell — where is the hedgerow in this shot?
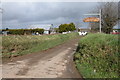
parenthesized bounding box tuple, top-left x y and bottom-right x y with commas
(2, 29, 44, 35)
(74, 33, 119, 78)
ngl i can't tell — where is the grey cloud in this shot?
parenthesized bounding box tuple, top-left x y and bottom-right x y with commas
(2, 2, 98, 29)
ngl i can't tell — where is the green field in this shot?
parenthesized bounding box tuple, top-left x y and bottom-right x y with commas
(2, 33, 79, 58)
(74, 33, 119, 78)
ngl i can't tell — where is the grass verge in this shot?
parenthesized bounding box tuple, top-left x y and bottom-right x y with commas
(74, 33, 119, 78)
(2, 32, 79, 58)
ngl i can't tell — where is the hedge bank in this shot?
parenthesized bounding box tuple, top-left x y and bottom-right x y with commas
(74, 33, 119, 78)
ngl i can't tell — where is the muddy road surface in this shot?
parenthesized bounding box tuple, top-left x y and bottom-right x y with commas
(2, 37, 82, 78)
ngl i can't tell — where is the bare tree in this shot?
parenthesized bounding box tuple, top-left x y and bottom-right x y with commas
(89, 22, 99, 32)
(90, 2, 119, 34)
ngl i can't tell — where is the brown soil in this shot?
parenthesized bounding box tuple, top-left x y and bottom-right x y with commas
(2, 37, 82, 78)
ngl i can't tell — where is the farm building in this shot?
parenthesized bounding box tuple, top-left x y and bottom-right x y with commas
(28, 24, 54, 34)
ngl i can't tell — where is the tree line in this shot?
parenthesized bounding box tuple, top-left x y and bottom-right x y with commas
(1, 22, 76, 35)
(2, 29, 44, 35)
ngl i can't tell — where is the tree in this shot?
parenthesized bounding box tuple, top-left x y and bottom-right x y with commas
(68, 23, 76, 31)
(90, 2, 119, 34)
(89, 22, 99, 32)
(6, 28, 9, 31)
(59, 24, 68, 33)
(59, 23, 76, 33)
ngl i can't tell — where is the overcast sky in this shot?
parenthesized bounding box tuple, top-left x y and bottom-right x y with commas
(2, 2, 99, 29)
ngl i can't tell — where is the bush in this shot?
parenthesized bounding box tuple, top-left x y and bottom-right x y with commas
(74, 33, 119, 78)
(9, 29, 24, 35)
